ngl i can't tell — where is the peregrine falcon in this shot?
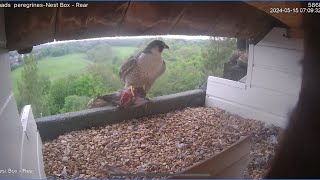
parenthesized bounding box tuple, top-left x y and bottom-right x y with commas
(87, 40, 169, 109)
(118, 40, 169, 106)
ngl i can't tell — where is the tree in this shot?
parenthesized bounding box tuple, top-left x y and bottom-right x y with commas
(201, 38, 236, 77)
(86, 64, 123, 92)
(48, 73, 108, 115)
(71, 74, 107, 97)
(60, 95, 91, 113)
(16, 55, 51, 117)
(48, 76, 77, 114)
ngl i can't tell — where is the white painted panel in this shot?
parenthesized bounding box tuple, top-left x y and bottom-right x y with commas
(0, 53, 12, 110)
(0, 96, 23, 178)
(36, 135, 45, 178)
(253, 46, 303, 76)
(256, 27, 303, 51)
(0, 51, 45, 178)
(251, 67, 302, 96)
(239, 76, 246, 83)
(0, 104, 46, 178)
(246, 44, 254, 88)
(205, 27, 303, 128)
(206, 80, 298, 117)
(205, 96, 287, 128)
(208, 76, 246, 89)
(20, 105, 46, 178)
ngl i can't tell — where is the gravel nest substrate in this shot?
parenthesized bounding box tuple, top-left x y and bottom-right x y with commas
(43, 107, 282, 179)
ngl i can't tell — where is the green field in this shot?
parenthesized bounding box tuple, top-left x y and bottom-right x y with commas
(112, 46, 137, 60)
(11, 53, 91, 94)
(11, 47, 138, 95)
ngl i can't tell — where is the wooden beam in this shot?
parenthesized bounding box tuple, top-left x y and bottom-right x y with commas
(246, 2, 304, 39)
(0, 8, 6, 48)
(5, 8, 56, 51)
(4, 2, 284, 50)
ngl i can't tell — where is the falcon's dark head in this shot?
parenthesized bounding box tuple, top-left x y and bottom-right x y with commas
(144, 40, 169, 53)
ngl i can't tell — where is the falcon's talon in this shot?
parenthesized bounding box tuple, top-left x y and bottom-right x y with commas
(130, 86, 135, 97)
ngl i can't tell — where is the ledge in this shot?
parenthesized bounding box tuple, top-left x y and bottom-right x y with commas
(208, 76, 247, 89)
(36, 89, 206, 142)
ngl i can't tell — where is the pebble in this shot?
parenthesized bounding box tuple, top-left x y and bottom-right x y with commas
(43, 107, 281, 179)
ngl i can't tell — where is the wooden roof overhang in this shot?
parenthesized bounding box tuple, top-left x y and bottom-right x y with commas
(3, 2, 303, 51)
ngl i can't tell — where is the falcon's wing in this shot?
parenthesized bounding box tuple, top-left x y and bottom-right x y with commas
(119, 56, 137, 81)
(119, 49, 146, 81)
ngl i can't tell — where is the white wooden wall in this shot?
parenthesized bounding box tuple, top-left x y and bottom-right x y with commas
(0, 7, 46, 178)
(206, 28, 303, 128)
(19, 105, 46, 179)
(0, 51, 23, 178)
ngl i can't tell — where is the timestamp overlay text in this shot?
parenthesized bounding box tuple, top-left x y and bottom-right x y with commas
(270, 2, 320, 14)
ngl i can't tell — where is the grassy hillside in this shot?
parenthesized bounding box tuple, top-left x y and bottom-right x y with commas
(11, 53, 91, 94)
(112, 46, 137, 60)
(11, 47, 137, 95)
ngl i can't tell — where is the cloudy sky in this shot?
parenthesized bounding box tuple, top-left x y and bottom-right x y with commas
(46, 35, 212, 45)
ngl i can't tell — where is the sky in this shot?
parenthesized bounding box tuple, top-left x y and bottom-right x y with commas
(46, 35, 212, 45)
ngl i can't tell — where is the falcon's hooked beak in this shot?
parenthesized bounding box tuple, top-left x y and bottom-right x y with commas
(164, 44, 170, 49)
